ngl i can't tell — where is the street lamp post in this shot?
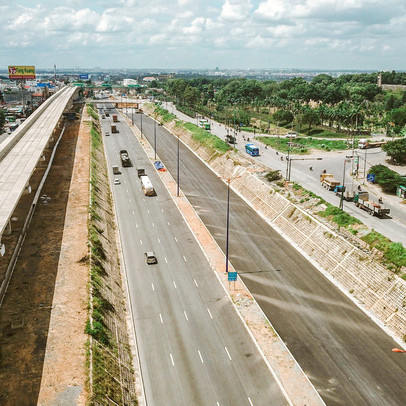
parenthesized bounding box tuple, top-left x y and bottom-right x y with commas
(140, 112, 143, 138)
(287, 157, 323, 182)
(177, 134, 180, 197)
(154, 119, 157, 160)
(285, 140, 292, 180)
(225, 179, 231, 273)
(340, 157, 353, 210)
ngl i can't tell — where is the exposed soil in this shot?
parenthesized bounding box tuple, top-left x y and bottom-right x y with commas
(0, 112, 89, 406)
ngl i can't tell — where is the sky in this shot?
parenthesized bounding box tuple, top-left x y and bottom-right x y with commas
(1, 0, 406, 71)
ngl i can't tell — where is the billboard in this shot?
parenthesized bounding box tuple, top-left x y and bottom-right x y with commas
(8, 65, 36, 79)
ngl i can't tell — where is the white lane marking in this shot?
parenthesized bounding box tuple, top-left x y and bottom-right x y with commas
(207, 308, 213, 319)
(184, 311, 188, 321)
(167, 221, 170, 226)
(164, 257, 168, 263)
(147, 209, 150, 214)
(173, 281, 177, 289)
(159, 314, 163, 324)
(129, 199, 131, 203)
(157, 237, 161, 243)
(217, 403, 220, 406)
(174, 236, 178, 242)
(170, 353, 175, 367)
(248, 397, 253, 406)
(127, 189, 129, 193)
(151, 283, 155, 291)
(161, 208, 164, 213)
(143, 198, 145, 202)
(225, 347, 232, 361)
(183, 255, 187, 262)
(132, 210, 135, 215)
(194, 279, 198, 287)
(140, 239, 143, 245)
(152, 222, 155, 227)
(136, 223, 138, 228)
(198, 350, 204, 364)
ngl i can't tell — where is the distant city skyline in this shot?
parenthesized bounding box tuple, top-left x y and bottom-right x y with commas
(1, 0, 406, 70)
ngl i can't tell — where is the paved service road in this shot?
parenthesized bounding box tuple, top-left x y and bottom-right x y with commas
(132, 110, 406, 406)
(163, 102, 406, 246)
(100, 109, 289, 406)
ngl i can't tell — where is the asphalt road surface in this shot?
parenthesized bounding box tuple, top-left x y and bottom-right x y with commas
(100, 110, 289, 406)
(131, 109, 406, 406)
(163, 102, 406, 246)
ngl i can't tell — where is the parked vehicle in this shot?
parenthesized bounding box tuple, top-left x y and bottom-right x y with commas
(112, 165, 120, 175)
(354, 191, 390, 217)
(358, 139, 386, 149)
(120, 150, 132, 167)
(320, 173, 341, 191)
(198, 119, 210, 130)
(245, 143, 260, 156)
(284, 132, 298, 138)
(140, 175, 155, 196)
(334, 185, 355, 201)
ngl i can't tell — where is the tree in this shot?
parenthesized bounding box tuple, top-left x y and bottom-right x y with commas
(302, 109, 321, 130)
(0, 109, 5, 134)
(273, 109, 293, 124)
(385, 95, 395, 111)
(382, 138, 406, 164)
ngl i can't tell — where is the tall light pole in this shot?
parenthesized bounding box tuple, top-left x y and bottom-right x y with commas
(140, 112, 143, 138)
(225, 179, 231, 273)
(287, 157, 323, 182)
(340, 157, 353, 210)
(285, 139, 292, 180)
(154, 119, 157, 160)
(177, 134, 180, 197)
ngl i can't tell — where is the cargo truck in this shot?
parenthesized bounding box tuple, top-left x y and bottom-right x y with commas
(111, 124, 118, 133)
(354, 191, 390, 217)
(334, 185, 355, 201)
(320, 173, 341, 191)
(120, 150, 132, 167)
(358, 139, 386, 149)
(225, 134, 236, 144)
(112, 114, 118, 122)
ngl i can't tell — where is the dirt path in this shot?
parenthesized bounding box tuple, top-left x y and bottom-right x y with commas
(0, 112, 89, 406)
(36, 112, 90, 405)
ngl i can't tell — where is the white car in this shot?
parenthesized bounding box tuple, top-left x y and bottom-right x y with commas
(114, 179, 120, 185)
(284, 132, 298, 138)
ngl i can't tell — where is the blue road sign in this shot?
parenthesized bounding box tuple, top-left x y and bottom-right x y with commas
(367, 174, 376, 183)
(79, 74, 89, 80)
(228, 272, 237, 281)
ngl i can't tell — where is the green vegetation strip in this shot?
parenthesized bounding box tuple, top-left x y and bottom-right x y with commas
(257, 136, 349, 153)
(152, 105, 231, 154)
(368, 164, 406, 193)
(86, 103, 137, 405)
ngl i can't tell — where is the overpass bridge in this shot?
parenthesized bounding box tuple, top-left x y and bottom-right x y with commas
(0, 86, 77, 254)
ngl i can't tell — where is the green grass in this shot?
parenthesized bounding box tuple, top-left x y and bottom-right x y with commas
(257, 136, 350, 153)
(183, 122, 231, 153)
(362, 231, 406, 270)
(153, 105, 177, 122)
(318, 204, 362, 227)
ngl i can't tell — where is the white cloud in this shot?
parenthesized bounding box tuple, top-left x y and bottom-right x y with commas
(0, 0, 405, 69)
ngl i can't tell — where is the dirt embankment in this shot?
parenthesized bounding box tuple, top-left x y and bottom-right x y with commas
(0, 113, 88, 405)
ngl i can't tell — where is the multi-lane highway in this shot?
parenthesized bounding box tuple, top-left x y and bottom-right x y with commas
(100, 108, 290, 405)
(129, 109, 406, 406)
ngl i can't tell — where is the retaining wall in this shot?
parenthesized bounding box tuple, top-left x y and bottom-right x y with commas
(155, 110, 406, 342)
